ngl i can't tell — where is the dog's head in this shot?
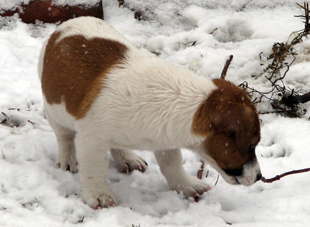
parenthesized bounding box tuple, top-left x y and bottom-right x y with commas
(192, 79, 261, 186)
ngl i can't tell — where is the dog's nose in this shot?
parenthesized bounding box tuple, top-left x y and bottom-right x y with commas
(256, 172, 262, 182)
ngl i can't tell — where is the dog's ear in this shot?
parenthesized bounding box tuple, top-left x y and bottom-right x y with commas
(211, 105, 249, 154)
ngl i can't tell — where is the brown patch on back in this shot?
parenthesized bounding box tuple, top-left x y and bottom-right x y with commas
(192, 79, 260, 170)
(41, 31, 128, 119)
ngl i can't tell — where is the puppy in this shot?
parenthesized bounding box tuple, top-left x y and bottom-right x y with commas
(38, 17, 262, 209)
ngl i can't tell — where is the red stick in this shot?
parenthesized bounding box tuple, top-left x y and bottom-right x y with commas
(197, 161, 204, 180)
(261, 168, 310, 183)
(195, 161, 204, 202)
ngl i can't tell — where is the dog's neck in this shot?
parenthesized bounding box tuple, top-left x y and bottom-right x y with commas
(106, 52, 218, 149)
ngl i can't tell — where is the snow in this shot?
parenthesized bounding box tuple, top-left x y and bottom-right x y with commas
(1, 0, 310, 226)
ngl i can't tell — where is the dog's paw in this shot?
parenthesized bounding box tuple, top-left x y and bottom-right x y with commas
(56, 159, 78, 173)
(116, 156, 148, 174)
(170, 174, 211, 198)
(84, 191, 118, 209)
(111, 149, 148, 174)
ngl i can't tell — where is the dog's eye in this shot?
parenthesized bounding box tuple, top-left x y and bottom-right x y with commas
(223, 168, 243, 176)
(249, 145, 256, 153)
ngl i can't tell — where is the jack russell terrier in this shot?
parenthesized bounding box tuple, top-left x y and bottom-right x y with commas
(38, 17, 262, 209)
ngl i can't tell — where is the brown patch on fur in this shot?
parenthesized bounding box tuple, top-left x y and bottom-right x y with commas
(192, 79, 260, 170)
(41, 31, 128, 119)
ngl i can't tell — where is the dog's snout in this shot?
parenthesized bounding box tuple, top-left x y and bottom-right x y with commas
(256, 172, 262, 182)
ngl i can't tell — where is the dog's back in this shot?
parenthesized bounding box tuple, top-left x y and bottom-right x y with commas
(39, 16, 216, 150)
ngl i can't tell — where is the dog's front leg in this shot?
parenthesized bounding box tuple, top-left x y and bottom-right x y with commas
(75, 134, 118, 209)
(155, 149, 211, 198)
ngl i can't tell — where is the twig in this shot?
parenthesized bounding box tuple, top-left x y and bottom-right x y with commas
(118, 0, 124, 7)
(214, 175, 219, 186)
(296, 3, 307, 10)
(28, 120, 35, 125)
(296, 2, 310, 32)
(220, 55, 233, 79)
(197, 161, 204, 180)
(77, 216, 85, 224)
(210, 28, 218, 35)
(195, 161, 204, 202)
(261, 167, 310, 183)
(0, 119, 7, 125)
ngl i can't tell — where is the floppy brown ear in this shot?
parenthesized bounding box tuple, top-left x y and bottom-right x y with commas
(211, 105, 248, 154)
(211, 109, 237, 135)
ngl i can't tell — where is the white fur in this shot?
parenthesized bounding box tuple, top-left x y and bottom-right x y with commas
(88, 49, 216, 151)
(55, 17, 134, 47)
(39, 17, 259, 208)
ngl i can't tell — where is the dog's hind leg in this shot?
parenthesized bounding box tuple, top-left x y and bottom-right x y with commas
(75, 134, 118, 208)
(110, 148, 148, 174)
(155, 148, 211, 198)
(45, 111, 78, 173)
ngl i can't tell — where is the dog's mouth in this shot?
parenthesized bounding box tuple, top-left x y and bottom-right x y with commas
(197, 152, 261, 186)
(222, 158, 262, 186)
(223, 171, 261, 186)
(230, 171, 262, 186)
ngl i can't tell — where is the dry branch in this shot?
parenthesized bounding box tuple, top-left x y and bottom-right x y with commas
(220, 55, 233, 79)
(240, 2, 310, 117)
(261, 167, 310, 183)
(195, 161, 204, 202)
(0, 0, 103, 24)
(77, 216, 85, 224)
(197, 161, 204, 180)
(118, 0, 125, 8)
(214, 175, 219, 186)
(195, 161, 220, 202)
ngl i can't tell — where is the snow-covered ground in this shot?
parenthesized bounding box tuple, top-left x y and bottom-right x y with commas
(1, 0, 310, 226)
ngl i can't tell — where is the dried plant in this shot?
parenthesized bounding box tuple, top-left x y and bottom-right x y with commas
(241, 2, 310, 117)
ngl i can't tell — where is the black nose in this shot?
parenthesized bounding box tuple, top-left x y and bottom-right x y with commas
(256, 172, 262, 182)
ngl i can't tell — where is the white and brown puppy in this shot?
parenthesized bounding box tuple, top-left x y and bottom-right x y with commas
(38, 17, 262, 209)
